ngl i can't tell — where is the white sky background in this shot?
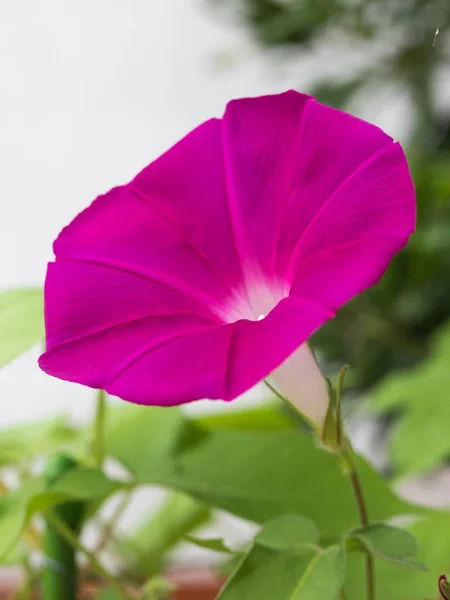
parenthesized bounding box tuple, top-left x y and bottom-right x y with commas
(0, 0, 413, 427)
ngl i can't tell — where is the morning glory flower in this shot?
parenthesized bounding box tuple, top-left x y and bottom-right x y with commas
(39, 91, 415, 429)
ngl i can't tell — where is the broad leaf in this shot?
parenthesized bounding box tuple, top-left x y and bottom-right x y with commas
(195, 402, 298, 431)
(105, 404, 185, 477)
(218, 543, 345, 600)
(50, 467, 122, 499)
(344, 513, 450, 599)
(185, 535, 233, 554)
(255, 514, 319, 550)
(0, 416, 81, 466)
(0, 479, 45, 560)
(26, 467, 123, 520)
(0, 469, 122, 562)
(370, 323, 450, 475)
(345, 523, 425, 570)
(125, 492, 211, 576)
(107, 405, 423, 540)
(0, 288, 43, 369)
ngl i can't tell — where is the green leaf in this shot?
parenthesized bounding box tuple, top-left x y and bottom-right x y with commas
(185, 535, 233, 554)
(125, 492, 211, 577)
(0, 469, 122, 562)
(194, 402, 298, 431)
(27, 467, 123, 519)
(345, 523, 425, 570)
(218, 544, 345, 600)
(255, 514, 319, 550)
(370, 323, 450, 475)
(0, 288, 43, 369)
(0, 478, 45, 561)
(107, 405, 423, 539)
(106, 404, 186, 477)
(0, 415, 81, 466)
(344, 512, 450, 599)
(53, 467, 121, 500)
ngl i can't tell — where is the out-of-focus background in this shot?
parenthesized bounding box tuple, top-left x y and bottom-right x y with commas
(1, 0, 449, 567)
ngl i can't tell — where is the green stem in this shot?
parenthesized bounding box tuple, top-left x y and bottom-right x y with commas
(43, 455, 83, 600)
(94, 490, 132, 555)
(335, 365, 349, 448)
(92, 389, 107, 468)
(344, 450, 375, 600)
(269, 366, 374, 600)
(46, 511, 134, 600)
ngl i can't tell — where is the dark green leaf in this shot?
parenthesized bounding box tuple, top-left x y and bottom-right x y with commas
(345, 523, 425, 570)
(255, 514, 319, 550)
(0, 288, 43, 368)
(218, 543, 345, 600)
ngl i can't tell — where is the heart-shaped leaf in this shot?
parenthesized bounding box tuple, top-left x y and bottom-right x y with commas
(344, 522, 426, 570)
(106, 404, 419, 541)
(218, 543, 345, 600)
(255, 514, 319, 550)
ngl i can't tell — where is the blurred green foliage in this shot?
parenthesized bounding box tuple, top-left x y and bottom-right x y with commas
(370, 323, 450, 476)
(212, 0, 450, 474)
(0, 289, 43, 369)
(0, 289, 445, 597)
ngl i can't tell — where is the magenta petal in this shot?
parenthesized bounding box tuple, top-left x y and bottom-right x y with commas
(39, 90, 416, 425)
(39, 313, 217, 401)
(289, 142, 416, 310)
(223, 297, 331, 399)
(221, 91, 311, 278)
(43, 260, 221, 351)
(39, 296, 329, 406)
(274, 98, 398, 279)
(130, 119, 246, 308)
(54, 130, 248, 323)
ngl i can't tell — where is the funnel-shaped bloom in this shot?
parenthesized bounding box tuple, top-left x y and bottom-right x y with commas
(39, 91, 415, 428)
